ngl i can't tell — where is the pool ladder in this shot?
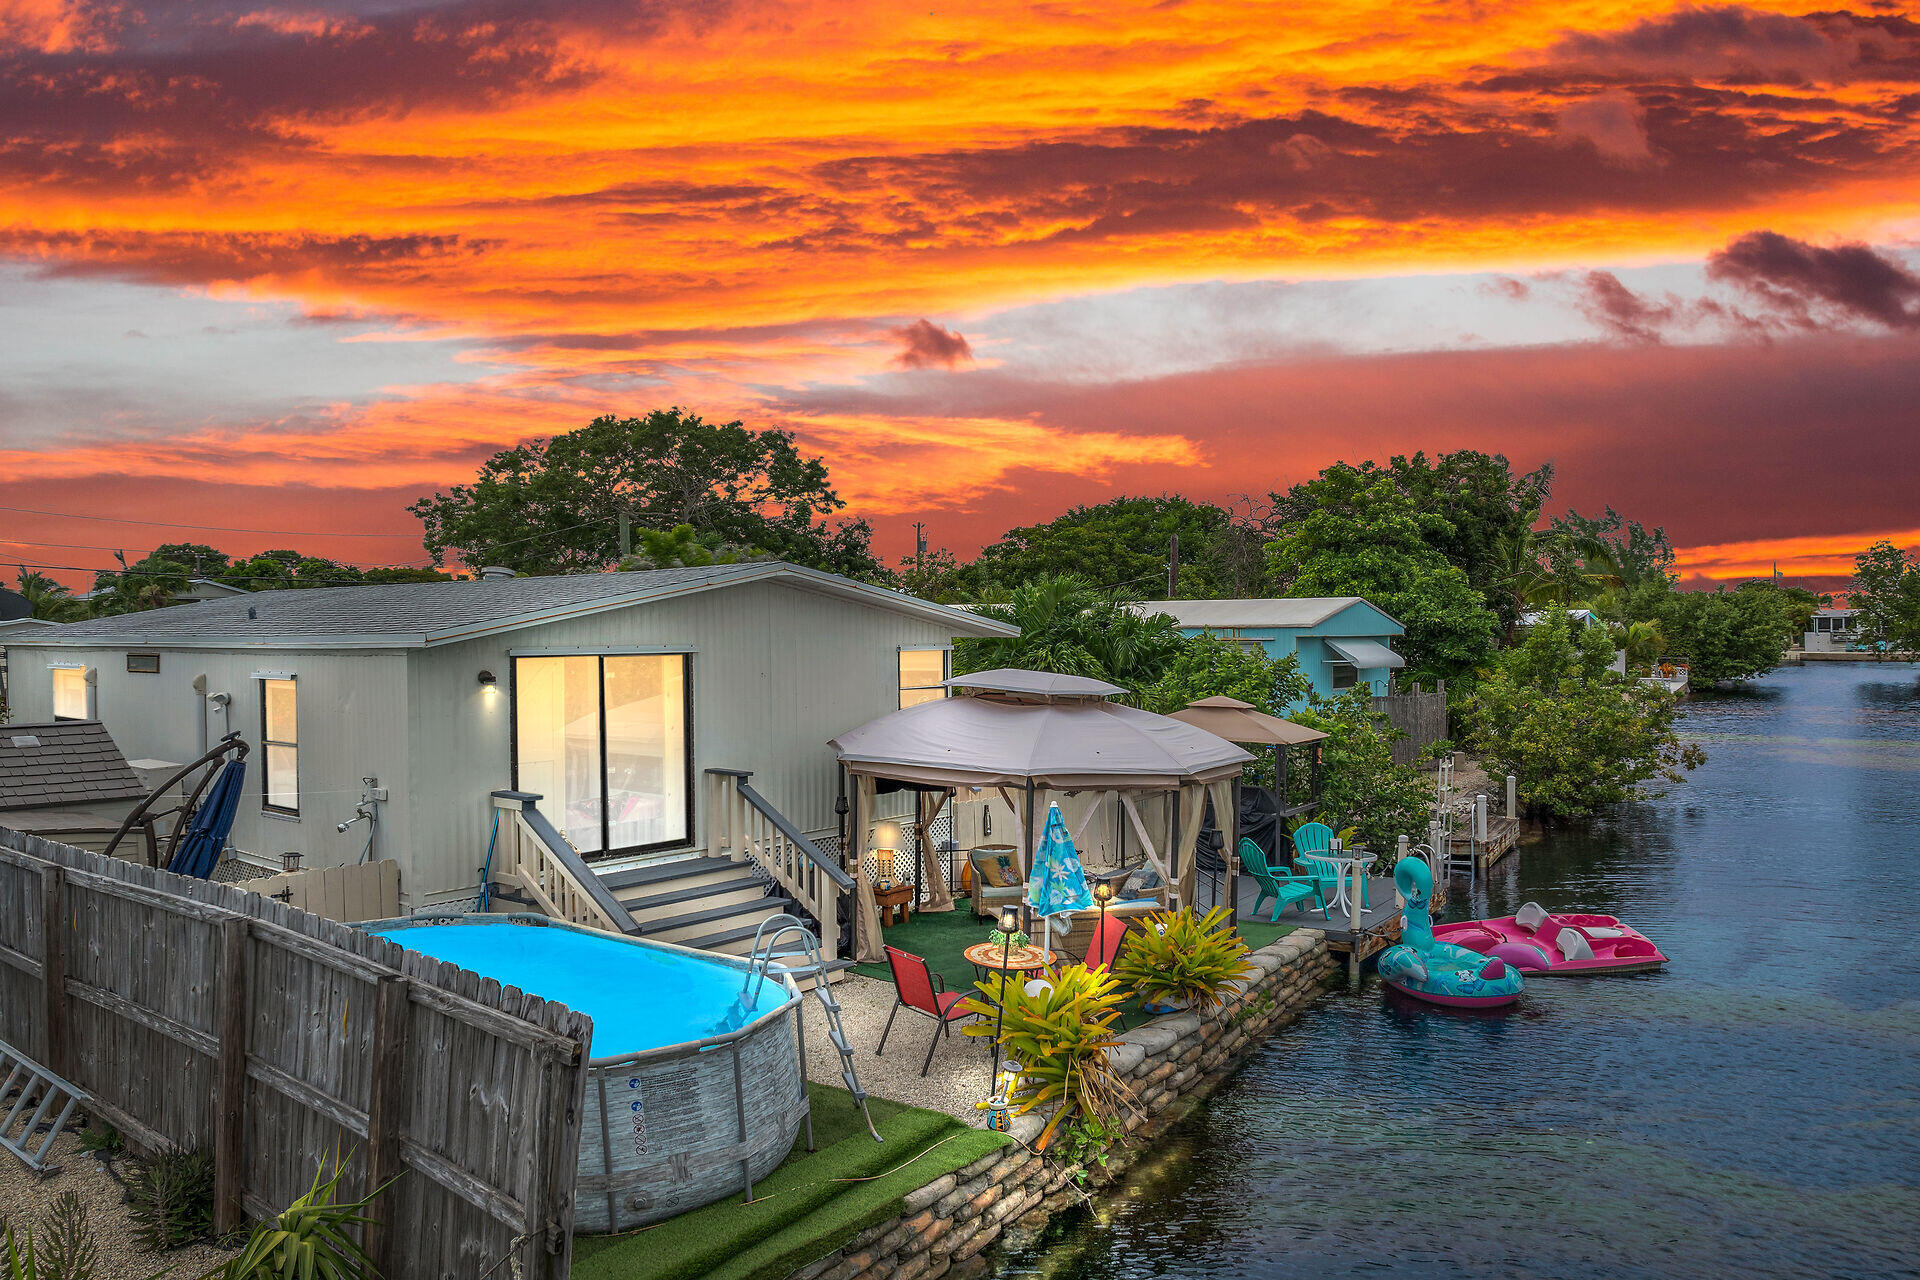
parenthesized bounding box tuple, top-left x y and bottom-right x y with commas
(744, 915, 883, 1146)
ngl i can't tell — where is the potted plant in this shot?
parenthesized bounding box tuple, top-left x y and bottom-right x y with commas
(1113, 907, 1255, 1014)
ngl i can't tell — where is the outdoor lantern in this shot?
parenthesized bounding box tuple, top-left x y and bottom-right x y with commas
(477, 669, 497, 687)
(1093, 881, 1114, 905)
(998, 905, 1020, 933)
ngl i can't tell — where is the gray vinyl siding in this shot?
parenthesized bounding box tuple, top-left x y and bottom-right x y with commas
(0, 644, 411, 877)
(7, 577, 970, 908)
(403, 578, 957, 904)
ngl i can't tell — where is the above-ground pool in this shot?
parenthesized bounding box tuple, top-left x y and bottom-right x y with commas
(366, 914, 807, 1233)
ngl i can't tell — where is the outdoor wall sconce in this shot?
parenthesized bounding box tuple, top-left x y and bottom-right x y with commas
(477, 670, 497, 687)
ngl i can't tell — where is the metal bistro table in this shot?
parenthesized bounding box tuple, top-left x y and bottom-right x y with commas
(1322, 849, 1377, 916)
(963, 941, 1054, 983)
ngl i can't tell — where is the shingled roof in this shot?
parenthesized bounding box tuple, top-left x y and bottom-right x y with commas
(0, 721, 147, 812)
(15, 561, 1017, 650)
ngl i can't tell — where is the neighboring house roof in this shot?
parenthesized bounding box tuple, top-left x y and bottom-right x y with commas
(1135, 597, 1404, 632)
(0, 720, 147, 812)
(19, 562, 1019, 650)
(0, 617, 61, 634)
(0, 588, 31, 622)
(79, 576, 252, 602)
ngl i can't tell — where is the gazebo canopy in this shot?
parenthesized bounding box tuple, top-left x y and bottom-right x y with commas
(832, 689, 1253, 789)
(1166, 695, 1328, 747)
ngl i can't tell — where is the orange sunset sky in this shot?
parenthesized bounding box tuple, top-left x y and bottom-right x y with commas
(2, 0, 1917, 587)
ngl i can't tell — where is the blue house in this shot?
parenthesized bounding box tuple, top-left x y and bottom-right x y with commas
(1142, 597, 1406, 706)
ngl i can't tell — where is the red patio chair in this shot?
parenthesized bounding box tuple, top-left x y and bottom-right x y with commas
(876, 945, 977, 1076)
(1083, 915, 1131, 973)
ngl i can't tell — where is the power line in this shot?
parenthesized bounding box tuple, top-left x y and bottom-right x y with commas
(0, 504, 418, 538)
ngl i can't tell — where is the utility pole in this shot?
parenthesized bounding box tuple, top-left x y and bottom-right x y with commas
(1167, 532, 1179, 598)
(912, 522, 927, 574)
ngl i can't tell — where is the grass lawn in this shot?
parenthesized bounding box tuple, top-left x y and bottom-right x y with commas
(570, 1084, 1008, 1280)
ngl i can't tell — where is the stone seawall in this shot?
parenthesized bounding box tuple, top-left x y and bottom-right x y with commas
(786, 930, 1338, 1280)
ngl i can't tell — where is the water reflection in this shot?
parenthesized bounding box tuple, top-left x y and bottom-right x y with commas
(1000, 664, 1920, 1280)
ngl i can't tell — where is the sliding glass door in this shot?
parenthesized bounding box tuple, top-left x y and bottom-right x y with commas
(513, 654, 691, 856)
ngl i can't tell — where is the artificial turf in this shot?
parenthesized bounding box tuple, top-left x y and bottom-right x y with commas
(853, 895, 1299, 992)
(570, 1084, 1009, 1280)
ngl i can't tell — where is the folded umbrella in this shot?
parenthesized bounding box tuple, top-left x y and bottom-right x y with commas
(1025, 802, 1093, 960)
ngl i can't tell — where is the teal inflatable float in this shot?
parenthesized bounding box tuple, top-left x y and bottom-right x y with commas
(1377, 857, 1541, 1008)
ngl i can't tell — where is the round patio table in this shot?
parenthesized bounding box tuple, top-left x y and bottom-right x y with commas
(963, 942, 1054, 982)
(1321, 850, 1376, 915)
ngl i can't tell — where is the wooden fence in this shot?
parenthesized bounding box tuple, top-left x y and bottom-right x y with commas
(0, 827, 591, 1279)
(231, 859, 403, 924)
(1373, 682, 1450, 767)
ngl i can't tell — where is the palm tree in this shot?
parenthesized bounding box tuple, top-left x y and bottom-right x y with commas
(14, 568, 87, 622)
(1612, 619, 1665, 673)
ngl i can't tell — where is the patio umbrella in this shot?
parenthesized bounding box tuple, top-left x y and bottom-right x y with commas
(166, 758, 247, 880)
(1025, 802, 1093, 959)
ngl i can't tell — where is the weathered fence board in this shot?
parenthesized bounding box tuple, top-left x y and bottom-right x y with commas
(1373, 684, 1450, 766)
(0, 827, 590, 1279)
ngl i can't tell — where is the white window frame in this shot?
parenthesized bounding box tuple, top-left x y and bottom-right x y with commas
(50, 664, 92, 721)
(260, 676, 299, 817)
(898, 646, 950, 709)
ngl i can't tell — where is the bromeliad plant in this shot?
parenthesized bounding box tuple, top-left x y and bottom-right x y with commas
(1112, 907, 1255, 1012)
(962, 964, 1134, 1148)
(201, 1152, 393, 1280)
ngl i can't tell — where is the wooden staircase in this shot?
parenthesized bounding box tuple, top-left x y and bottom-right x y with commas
(487, 773, 851, 964)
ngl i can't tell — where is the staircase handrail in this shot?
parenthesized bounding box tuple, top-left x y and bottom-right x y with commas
(489, 790, 638, 933)
(706, 769, 854, 892)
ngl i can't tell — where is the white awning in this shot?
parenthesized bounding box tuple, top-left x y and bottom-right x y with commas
(1326, 638, 1405, 670)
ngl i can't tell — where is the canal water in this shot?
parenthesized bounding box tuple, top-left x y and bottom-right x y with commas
(1003, 664, 1920, 1280)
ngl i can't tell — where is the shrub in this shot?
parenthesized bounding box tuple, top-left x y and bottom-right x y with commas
(35, 1191, 99, 1280)
(962, 964, 1133, 1147)
(126, 1148, 215, 1251)
(1112, 907, 1255, 1012)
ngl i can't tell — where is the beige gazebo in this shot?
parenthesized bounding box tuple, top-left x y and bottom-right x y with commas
(829, 670, 1253, 961)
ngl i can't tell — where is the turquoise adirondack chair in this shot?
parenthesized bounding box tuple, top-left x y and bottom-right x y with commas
(1240, 838, 1328, 922)
(1291, 822, 1371, 909)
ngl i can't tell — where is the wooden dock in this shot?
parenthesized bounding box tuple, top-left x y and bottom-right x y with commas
(1203, 872, 1403, 960)
(1448, 815, 1523, 873)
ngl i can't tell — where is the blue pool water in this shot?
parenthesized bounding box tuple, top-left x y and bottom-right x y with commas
(369, 921, 789, 1059)
(1002, 663, 1920, 1280)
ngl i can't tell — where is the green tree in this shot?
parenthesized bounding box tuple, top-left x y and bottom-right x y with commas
(1656, 585, 1799, 683)
(617, 523, 764, 571)
(953, 575, 1186, 692)
(408, 408, 880, 578)
(13, 569, 87, 622)
(1266, 466, 1498, 680)
(88, 556, 192, 615)
(1287, 690, 1431, 852)
(1139, 634, 1312, 719)
(149, 543, 231, 576)
(892, 546, 973, 603)
(972, 495, 1266, 598)
(1378, 451, 1554, 631)
(1464, 611, 1705, 819)
(1849, 541, 1920, 655)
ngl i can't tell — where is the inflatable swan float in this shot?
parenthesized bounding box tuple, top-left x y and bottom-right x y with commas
(1377, 857, 1546, 1008)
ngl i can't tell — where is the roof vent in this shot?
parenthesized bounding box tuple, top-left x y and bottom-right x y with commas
(479, 566, 514, 581)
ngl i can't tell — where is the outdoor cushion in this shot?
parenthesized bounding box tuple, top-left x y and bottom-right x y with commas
(1121, 865, 1163, 897)
(989, 853, 1021, 887)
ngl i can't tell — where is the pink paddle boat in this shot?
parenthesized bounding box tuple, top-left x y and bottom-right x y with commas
(1431, 902, 1668, 976)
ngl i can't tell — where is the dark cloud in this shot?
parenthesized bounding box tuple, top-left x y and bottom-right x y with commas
(1546, 5, 1920, 84)
(0, 0, 724, 187)
(891, 319, 973, 369)
(1577, 271, 1685, 343)
(1706, 230, 1920, 328)
(805, 94, 1894, 250)
(0, 230, 494, 286)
